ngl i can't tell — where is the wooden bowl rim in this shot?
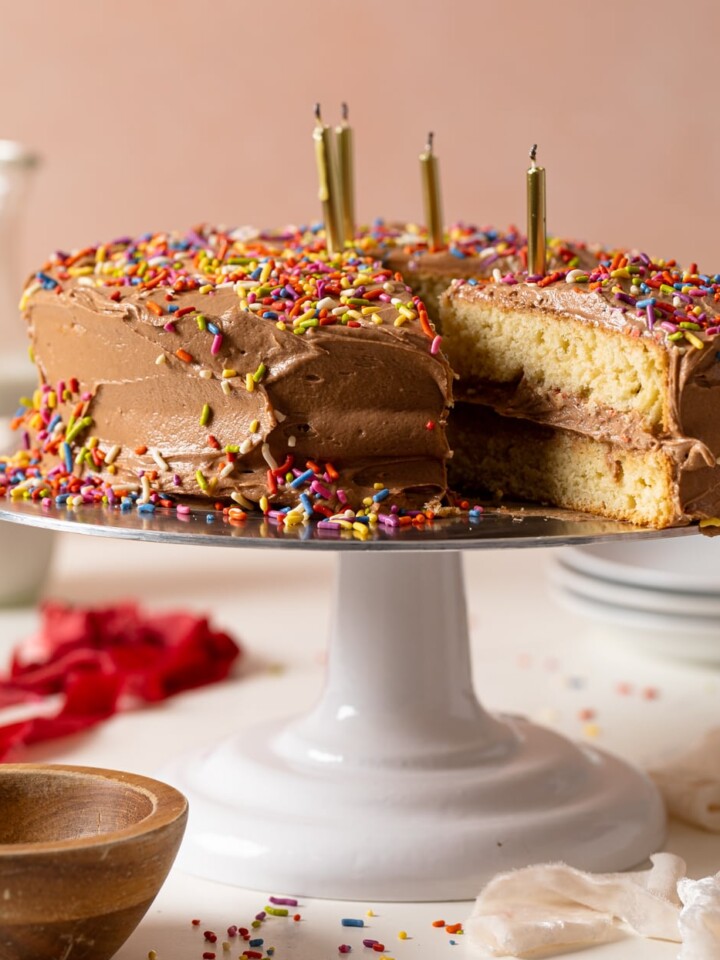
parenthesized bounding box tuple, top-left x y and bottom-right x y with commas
(0, 763, 188, 855)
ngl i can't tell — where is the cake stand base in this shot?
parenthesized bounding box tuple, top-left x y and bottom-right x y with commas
(164, 551, 665, 901)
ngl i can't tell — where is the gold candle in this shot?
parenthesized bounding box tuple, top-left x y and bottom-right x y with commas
(527, 144, 547, 275)
(336, 102, 355, 245)
(313, 103, 342, 256)
(419, 131, 444, 252)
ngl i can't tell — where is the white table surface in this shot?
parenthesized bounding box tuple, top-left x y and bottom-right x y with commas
(2, 529, 718, 960)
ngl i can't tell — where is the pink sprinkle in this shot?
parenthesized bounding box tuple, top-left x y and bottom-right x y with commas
(318, 521, 342, 532)
(176, 504, 191, 515)
(269, 896, 299, 906)
(311, 480, 332, 499)
(81, 392, 92, 401)
(378, 513, 399, 527)
(337, 488, 348, 505)
(163, 321, 176, 333)
(430, 334, 442, 355)
(41, 497, 52, 509)
(211, 334, 223, 354)
(339, 946, 351, 954)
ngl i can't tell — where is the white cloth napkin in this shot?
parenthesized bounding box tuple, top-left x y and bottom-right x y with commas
(650, 728, 720, 832)
(678, 874, 720, 959)
(466, 853, 685, 958)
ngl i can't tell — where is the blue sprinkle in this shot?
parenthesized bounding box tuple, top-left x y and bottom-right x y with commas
(300, 493, 313, 514)
(249, 939, 263, 948)
(635, 298, 656, 309)
(341, 919, 364, 928)
(137, 503, 155, 514)
(372, 488, 390, 502)
(14, 406, 25, 419)
(206, 321, 220, 335)
(467, 278, 478, 286)
(206, 513, 215, 523)
(450, 246, 467, 259)
(250, 266, 263, 280)
(167, 304, 179, 313)
(120, 500, 132, 512)
(289, 468, 315, 489)
(262, 311, 278, 320)
(48, 414, 62, 432)
(55, 494, 69, 504)
(36, 271, 58, 290)
(62, 441, 73, 473)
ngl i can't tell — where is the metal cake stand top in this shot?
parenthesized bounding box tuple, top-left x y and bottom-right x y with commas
(0, 498, 697, 551)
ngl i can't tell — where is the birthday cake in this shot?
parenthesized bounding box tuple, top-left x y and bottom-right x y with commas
(10, 228, 453, 523)
(7, 224, 720, 530)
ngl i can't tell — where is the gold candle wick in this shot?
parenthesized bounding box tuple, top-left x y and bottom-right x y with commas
(527, 143, 547, 275)
(313, 102, 342, 257)
(336, 102, 356, 245)
(419, 131, 444, 252)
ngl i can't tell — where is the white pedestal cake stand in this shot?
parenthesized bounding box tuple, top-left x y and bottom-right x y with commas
(0, 500, 694, 901)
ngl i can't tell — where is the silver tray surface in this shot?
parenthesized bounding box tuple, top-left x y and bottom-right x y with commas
(0, 498, 697, 551)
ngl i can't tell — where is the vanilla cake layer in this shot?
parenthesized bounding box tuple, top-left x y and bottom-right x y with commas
(447, 403, 716, 529)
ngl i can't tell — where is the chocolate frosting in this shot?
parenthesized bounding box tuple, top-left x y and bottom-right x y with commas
(21, 231, 453, 511)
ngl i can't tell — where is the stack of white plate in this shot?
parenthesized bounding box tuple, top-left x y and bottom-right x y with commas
(549, 536, 720, 663)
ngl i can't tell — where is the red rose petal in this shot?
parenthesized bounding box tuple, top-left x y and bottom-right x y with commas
(0, 602, 242, 759)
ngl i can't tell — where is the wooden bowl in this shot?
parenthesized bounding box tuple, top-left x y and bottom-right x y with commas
(0, 764, 188, 960)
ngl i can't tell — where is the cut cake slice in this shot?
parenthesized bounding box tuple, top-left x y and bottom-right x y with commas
(440, 254, 720, 528)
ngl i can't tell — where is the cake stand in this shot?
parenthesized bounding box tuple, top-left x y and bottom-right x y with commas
(0, 500, 694, 901)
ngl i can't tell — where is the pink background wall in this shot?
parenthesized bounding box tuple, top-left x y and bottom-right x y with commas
(2, 0, 719, 277)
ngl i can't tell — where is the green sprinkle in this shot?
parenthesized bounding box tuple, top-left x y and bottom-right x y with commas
(264, 906, 288, 917)
(196, 314, 207, 331)
(667, 331, 685, 342)
(225, 444, 239, 453)
(200, 403, 211, 427)
(196, 469, 209, 491)
(253, 362, 267, 383)
(65, 416, 93, 444)
(679, 321, 701, 330)
(298, 318, 319, 329)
